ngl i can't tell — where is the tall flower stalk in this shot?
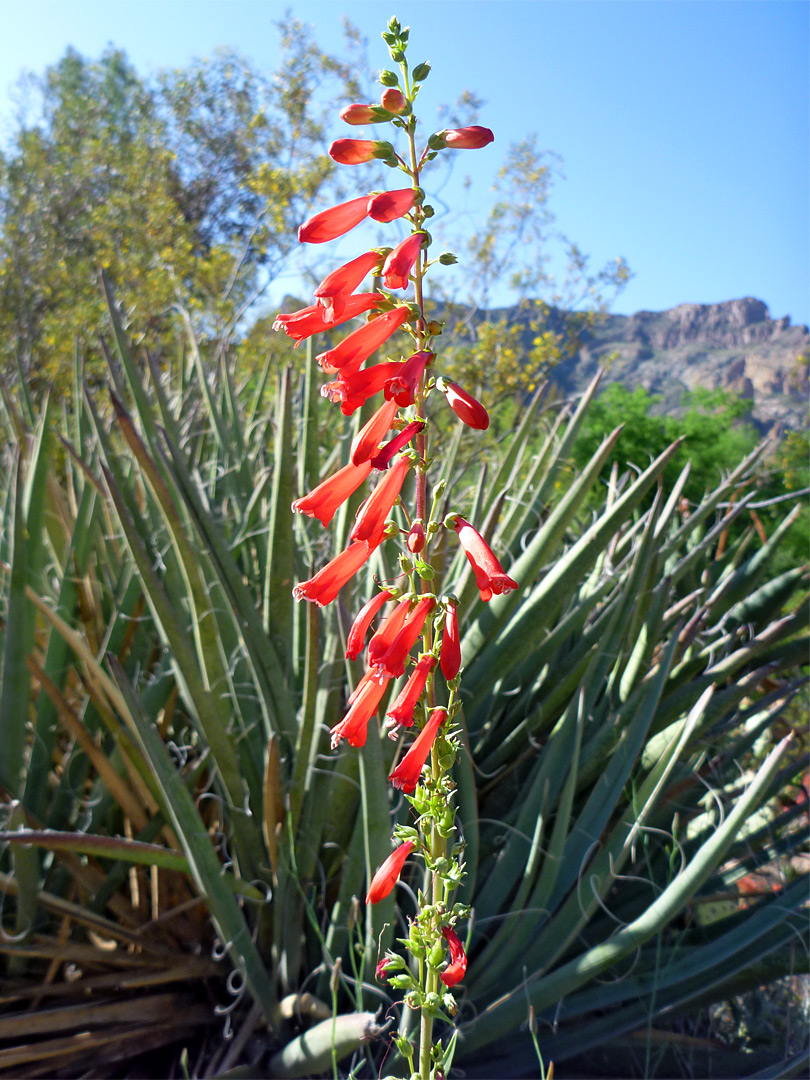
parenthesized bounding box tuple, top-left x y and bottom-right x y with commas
(279, 18, 511, 1077)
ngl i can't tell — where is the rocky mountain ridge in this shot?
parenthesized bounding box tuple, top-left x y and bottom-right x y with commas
(549, 296, 808, 429)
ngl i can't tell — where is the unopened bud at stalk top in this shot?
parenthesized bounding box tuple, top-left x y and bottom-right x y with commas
(381, 87, 408, 114)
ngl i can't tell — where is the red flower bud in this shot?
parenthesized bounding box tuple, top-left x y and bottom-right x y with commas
(340, 103, 379, 125)
(442, 125, 495, 149)
(293, 540, 377, 607)
(371, 420, 425, 470)
(273, 292, 382, 341)
(330, 670, 390, 748)
(298, 195, 371, 244)
(366, 840, 414, 905)
(351, 398, 399, 466)
(381, 87, 407, 114)
(292, 458, 372, 528)
(437, 376, 489, 430)
(440, 601, 461, 680)
(386, 653, 435, 728)
(381, 232, 424, 290)
(368, 188, 417, 223)
(389, 707, 446, 793)
(376, 956, 395, 980)
(314, 251, 381, 322)
(317, 307, 410, 377)
(329, 138, 393, 165)
(453, 516, 518, 603)
(384, 350, 431, 406)
(346, 590, 395, 661)
(406, 520, 426, 555)
(351, 454, 412, 545)
(440, 925, 468, 987)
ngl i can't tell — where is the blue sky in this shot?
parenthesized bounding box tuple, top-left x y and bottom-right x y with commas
(1, 0, 807, 325)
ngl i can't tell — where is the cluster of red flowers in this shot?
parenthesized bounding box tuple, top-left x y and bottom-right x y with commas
(276, 69, 514, 997)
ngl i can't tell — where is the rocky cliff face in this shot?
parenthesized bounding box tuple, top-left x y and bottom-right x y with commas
(549, 297, 809, 429)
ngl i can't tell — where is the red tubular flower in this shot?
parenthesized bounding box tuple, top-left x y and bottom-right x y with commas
(371, 420, 425, 470)
(317, 307, 410, 377)
(330, 671, 390, 748)
(406, 520, 425, 555)
(384, 350, 432, 406)
(340, 103, 380, 125)
(381, 232, 424, 290)
(368, 597, 412, 668)
(299, 194, 372, 244)
(293, 541, 375, 607)
(386, 654, 436, 728)
(440, 601, 461, 680)
(375, 596, 435, 680)
(274, 292, 382, 340)
(442, 125, 495, 149)
(389, 707, 447, 793)
(437, 376, 490, 430)
(368, 188, 416, 223)
(292, 459, 372, 528)
(314, 251, 381, 322)
(346, 589, 394, 661)
(351, 398, 399, 466)
(440, 926, 468, 988)
(322, 361, 404, 416)
(366, 840, 414, 905)
(453, 516, 518, 603)
(351, 454, 413, 545)
(381, 88, 407, 114)
(330, 138, 393, 165)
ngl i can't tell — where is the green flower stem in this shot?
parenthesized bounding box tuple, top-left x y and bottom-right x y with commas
(406, 87, 450, 1080)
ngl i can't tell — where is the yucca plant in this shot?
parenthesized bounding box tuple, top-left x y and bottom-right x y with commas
(1, 22, 808, 1078)
(0, 280, 806, 1078)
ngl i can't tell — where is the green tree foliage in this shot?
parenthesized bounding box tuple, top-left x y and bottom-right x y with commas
(572, 383, 809, 571)
(0, 18, 358, 390)
(0, 47, 189, 389)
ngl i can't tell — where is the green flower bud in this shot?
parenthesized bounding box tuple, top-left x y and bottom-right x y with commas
(390, 48, 405, 62)
(409, 940, 425, 960)
(412, 62, 431, 82)
(428, 943, 445, 968)
(380, 69, 400, 86)
(439, 252, 458, 265)
(394, 1035, 414, 1057)
(438, 749, 456, 771)
(421, 204, 435, 218)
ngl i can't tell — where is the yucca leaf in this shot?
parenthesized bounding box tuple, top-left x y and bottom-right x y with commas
(457, 732, 793, 1052)
(106, 657, 278, 1025)
(264, 365, 295, 684)
(463, 438, 684, 705)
